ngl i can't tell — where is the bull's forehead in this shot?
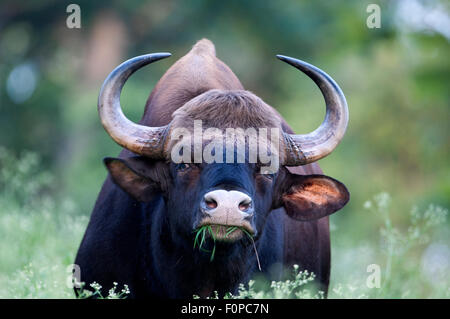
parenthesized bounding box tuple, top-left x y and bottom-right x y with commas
(164, 89, 286, 167)
(166, 123, 283, 169)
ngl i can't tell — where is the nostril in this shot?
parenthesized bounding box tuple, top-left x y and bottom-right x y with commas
(205, 198, 217, 209)
(239, 200, 252, 212)
(203, 190, 252, 214)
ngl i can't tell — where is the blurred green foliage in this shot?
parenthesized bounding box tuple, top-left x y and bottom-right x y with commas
(0, 0, 449, 298)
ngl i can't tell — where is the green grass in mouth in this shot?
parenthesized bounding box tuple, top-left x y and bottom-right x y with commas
(193, 225, 260, 270)
(193, 225, 238, 262)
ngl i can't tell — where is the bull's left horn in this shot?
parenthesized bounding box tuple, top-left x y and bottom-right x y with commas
(98, 53, 171, 158)
(277, 55, 349, 165)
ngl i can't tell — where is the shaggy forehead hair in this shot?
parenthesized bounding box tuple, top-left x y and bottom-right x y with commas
(165, 89, 286, 164)
(171, 89, 282, 130)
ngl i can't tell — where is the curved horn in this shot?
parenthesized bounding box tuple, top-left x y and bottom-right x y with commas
(277, 55, 348, 165)
(98, 53, 171, 158)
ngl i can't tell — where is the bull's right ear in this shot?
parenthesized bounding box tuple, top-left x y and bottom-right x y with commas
(273, 170, 349, 221)
(104, 156, 170, 202)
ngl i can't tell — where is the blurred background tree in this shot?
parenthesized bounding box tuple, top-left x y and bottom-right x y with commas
(0, 0, 448, 297)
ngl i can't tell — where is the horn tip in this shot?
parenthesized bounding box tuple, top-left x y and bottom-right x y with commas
(276, 54, 288, 61)
(141, 52, 171, 64)
(154, 52, 172, 59)
(276, 54, 305, 67)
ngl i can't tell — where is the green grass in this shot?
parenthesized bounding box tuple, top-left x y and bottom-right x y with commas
(194, 266, 324, 299)
(0, 148, 448, 298)
(193, 225, 261, 269)
(193, 225, 217, 261)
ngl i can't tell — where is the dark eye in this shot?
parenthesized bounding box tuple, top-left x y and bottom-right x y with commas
(176, 163, 191, 172)
(259, 168, 276, 180)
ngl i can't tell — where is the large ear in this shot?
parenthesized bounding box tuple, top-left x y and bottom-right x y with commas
(104, 156, 170, 202)
(275, 171, 349, 221)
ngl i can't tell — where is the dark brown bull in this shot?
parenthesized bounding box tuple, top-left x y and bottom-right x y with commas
(75, 39, 349, 298)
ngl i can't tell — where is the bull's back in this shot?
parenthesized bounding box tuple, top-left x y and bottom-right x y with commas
(142, 39, 244, 127)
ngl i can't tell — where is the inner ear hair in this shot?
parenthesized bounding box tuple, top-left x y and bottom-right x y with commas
(287, 175, 340, 202)
(281, 174, 349, 221)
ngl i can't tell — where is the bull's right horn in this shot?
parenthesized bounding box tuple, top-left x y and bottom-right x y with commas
(277, 55, 349, 166)
(98, 53, 171, 158)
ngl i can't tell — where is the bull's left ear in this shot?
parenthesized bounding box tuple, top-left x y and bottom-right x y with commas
(104, 156, 170, 202)
(275, 173, 349, 221)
